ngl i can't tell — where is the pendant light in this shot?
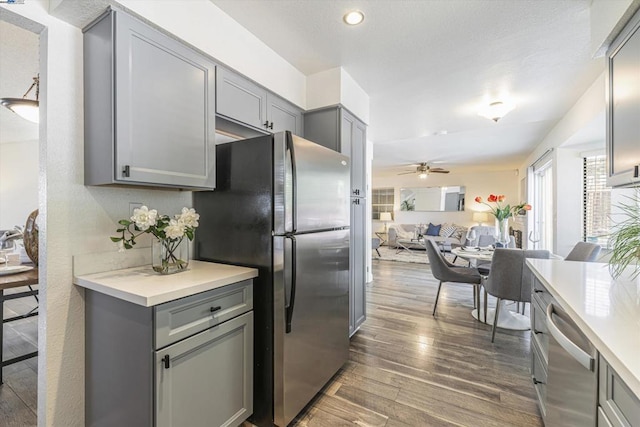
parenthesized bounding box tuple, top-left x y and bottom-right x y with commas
(0, 74, 39, 124)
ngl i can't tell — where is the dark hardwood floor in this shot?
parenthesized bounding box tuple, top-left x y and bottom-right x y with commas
(1, 259, 541, 427)
(0, 286, 38, 427)
(292, 259, 542, 427)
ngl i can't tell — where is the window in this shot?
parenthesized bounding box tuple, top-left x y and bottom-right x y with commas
(531, 156, 553, 251)
(372, 188, 394, 220)
(583, 154, 611, 247)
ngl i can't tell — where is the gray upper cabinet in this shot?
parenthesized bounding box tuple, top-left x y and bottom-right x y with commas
(606, 9, 640, 188)
(305, 106, 368, 197)
(217, 67, 303, 135)
(83, 9, 216, 190)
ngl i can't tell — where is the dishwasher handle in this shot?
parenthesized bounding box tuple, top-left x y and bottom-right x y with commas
(546, 303, 595, 372)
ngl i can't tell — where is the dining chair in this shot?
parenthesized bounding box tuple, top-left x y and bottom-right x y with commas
(482, 248, 550, 342)
(564, 242, 601, 262)
(426, 240, 482, 317)
(372, 237, 381, 257)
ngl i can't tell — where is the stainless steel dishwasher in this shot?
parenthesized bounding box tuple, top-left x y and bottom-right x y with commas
(545, 303, 598, 426)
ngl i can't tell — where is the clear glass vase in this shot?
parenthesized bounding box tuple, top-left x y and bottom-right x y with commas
(152, 237, 189, 274)
(495, 218, 511, 247)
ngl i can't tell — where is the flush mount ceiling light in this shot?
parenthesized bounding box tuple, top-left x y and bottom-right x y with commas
(478, 100, 515, 122)
(0, 75, 39, 124)
(343, 10, 364, 25)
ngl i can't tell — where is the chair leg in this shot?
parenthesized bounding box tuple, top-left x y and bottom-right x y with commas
(433, 281, 443, 316)
(517, 302, 520, 313)
(484, 289, 488, 323)
(452, 256, 458, 263)
(375, 248, 381, 257)
(522, 302, 526, 315)
(473, 285, 477, 309)
(491, 298, 501, 342)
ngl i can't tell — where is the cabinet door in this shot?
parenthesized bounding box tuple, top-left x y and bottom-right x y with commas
(352, 119, 367, 197)
(114, 12, 215, 189)
(156, 312, 253, 427)
(606, 12, 640, 187)
(216, 67, 268, 131)
(267, 94, 304, 136)
(349, 198, 366, 336)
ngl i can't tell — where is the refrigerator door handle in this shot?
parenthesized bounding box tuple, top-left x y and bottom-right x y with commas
(285, 234, 297, 334)
(286, 132, 297, 234)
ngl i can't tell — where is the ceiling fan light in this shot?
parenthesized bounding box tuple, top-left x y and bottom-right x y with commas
(478, 100, 515, 122)
(419, 172, 428, 179)
(0, 98, 39, 123)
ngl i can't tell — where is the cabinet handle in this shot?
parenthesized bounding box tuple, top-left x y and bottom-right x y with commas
(268, 121, 274, 130)
(533, 329, 543, 335)
(263, 120, 269, 128)
(534, 289, 544, 294)
(210, 306, 222, 313)
(353, 189, 360, 196)
(122, 165, 130, 178)
(163, 355, 170, 369)
(634, 165, 639, 178)
(532, 377, 544, 385)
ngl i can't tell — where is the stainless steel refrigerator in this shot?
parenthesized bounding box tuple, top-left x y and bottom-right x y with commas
(194, 131, 350, 426)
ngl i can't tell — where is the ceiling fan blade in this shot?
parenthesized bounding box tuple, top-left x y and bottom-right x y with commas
(397, 171, 416, 175)
(430, 170, 450, 173)
(429, 167, 446, 171)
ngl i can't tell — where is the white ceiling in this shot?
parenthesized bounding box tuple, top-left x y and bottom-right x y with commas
(211, 0, 606, 173)
(0, 20, 39, 144)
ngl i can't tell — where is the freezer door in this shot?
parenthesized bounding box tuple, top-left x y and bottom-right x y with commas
(273, 229, 350, 426)
(274, 132, 350, 234)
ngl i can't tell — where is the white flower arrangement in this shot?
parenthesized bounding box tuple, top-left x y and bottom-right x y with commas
(111, 206, 200, 273)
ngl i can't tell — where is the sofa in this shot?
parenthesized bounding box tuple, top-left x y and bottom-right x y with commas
(387, 224, 497, 251)
(387, 223, 467, 250)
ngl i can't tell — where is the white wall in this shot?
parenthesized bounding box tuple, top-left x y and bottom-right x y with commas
(307, 66, 370, 122)
(518, 72, 606, 256)
(0, 140, 38, 230)
(372, 169, 520, 232)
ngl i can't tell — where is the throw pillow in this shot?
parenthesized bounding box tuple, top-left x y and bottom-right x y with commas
(440, 224, 457, 238)
(426, 223, 441, 236)
(451, 224, 466, 240)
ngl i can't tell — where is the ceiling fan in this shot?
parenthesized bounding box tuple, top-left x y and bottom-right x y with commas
(398, 162, 450, 179)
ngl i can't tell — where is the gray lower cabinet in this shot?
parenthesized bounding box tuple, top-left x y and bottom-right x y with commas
(83, 9, 216, 190)
(599, 355, 640, 427)
(216, 67, 303, 135)
(529, 271, 553, 425)
(85, 280, 254, 427)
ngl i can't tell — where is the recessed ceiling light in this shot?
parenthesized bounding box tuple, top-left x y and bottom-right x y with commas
(343, 10, 364, 25)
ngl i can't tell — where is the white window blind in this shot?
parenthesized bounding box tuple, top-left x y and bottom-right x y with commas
(583, 155, 611, 248)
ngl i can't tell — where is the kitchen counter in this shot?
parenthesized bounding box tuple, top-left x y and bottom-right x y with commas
(74, 260, 258, 307)
(526, 258, 640, 398)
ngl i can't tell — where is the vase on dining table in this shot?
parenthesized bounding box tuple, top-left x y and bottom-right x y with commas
(495, 218, 510, 247)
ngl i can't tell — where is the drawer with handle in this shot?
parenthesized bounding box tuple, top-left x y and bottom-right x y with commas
(531, 297, 549, 362)
(154, 279, 253, 349)
(532, 275, 554, 310)
(531, 341, 548, 421)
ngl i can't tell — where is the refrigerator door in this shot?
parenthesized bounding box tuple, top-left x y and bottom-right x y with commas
(273, 132, 350, 235)
(273, 229, 350, 427)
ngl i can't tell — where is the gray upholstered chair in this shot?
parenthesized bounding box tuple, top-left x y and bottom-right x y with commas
(426, 240, 482, 316)
(565, 242, 601, 262)
(482, 248, 550, 342)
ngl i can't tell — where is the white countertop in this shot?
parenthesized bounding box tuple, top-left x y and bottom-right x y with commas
(526, 259, 640, 397)
(74, 260, 258, 307)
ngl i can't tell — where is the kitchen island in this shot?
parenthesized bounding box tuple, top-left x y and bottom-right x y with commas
(526, 258, 640, 426)
(74, 260, 258, 427)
